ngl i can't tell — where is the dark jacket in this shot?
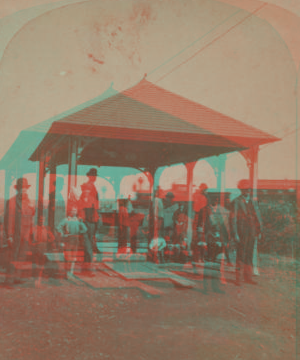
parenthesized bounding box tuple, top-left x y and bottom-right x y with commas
(230, 196, 261, 241)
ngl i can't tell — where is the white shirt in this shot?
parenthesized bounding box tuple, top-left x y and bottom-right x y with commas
(149, 237, 166, 251)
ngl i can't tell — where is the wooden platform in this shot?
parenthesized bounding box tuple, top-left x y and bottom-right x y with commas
(104, 262, 196, 288)
(44, 252, 147, 263)
(74, 268, 163, 297)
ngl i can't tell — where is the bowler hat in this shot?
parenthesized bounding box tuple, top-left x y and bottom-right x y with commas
(237, 179, 251, 190)
(86, 168, 97, 177)
(14, 178, 31, 190)
(166, 192, 175, 198)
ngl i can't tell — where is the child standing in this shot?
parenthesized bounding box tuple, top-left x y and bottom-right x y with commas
(57, 207, 87, 278)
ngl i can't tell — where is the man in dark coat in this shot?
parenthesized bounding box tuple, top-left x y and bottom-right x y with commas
(4, 178, 35, 284)
(205, 195, 231, 264)
(230, 179, 262, 285)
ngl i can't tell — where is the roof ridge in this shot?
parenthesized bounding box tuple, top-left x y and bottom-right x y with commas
(123, 80, 280, 141)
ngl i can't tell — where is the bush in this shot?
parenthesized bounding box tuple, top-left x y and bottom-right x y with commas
(259, 200, 297, 257)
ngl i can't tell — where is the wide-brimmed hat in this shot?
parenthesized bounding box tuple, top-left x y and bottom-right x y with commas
(166, 192, 175, 198)
(199, 183, 208, 192)
(237, 179, 251, 190)
(86, 168, 97, 177)
(14, 178, 31, 190)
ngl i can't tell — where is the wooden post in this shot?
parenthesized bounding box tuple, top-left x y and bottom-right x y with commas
(206, 155, 226, 206)
(37, 152, 46, 227)
(67, 137, 78, 211)
(250, 146, 260, 276)
(242, 146, 260, 276)
(217, 155, 226, 207)
(215, 155, 227, 284)
(146, 167, 156, 244)
(185, 162, 196, 250)
(114, 177, 123, 202)
(4, 170, 13, 225)
(249, 146, 259, 202)
(48, 164, 57, 231)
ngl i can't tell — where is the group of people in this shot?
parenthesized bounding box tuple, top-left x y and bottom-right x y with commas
(0, 167, 102, 285)
(148, 180, 262, 286)
(0, 167, 262, 287)
(149, 192, 189, 264)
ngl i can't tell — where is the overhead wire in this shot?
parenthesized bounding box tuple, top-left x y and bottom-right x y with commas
(152, 3, 267, 83)
(147, 9, 242, 78)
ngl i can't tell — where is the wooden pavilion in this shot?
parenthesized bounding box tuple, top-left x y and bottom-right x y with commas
(29, 79, 279, 250)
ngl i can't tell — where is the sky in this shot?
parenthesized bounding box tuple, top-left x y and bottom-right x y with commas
(0, 0, 299, 197)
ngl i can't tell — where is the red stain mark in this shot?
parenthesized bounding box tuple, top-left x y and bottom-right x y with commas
(94, 23, 101, 33)
(87, 53, 104, 65)
(130, 3, 155, 25)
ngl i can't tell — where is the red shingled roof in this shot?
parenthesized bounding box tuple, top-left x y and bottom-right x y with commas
(30, 79, 279, 165)
(122, 79, 278, 147)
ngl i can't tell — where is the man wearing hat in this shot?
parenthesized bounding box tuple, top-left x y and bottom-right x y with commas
(80, 168, 101, 253)
(230, 179, 262, 286)
(83, 168, 99, 205)
(78, 183, 100, 264)
(4, 178, 35, 284)
(163, 191, 178, 235)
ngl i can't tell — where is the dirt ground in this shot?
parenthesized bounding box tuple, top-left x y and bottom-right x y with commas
(0, 256, 298, 360)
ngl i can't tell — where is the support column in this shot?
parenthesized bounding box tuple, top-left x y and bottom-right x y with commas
(206, 155, 227, 207)
(67, 137, 78, 211)
(113, 177, 123, 202)
(48, 164, 57, 231)
(146, 167, 156, 244)
(241, 146, 260, 276)
(297, 183, 300, 226)
(216, 155, 227, 207)
(113, 176, 125, 239)
(251, 146, 260, 276)
(4, 170, 13, 228)
(210, 155, 227, 283)
(249, 146, 259, 201)
(185, 162, 196, 250)
(37, 152, 46, 227)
